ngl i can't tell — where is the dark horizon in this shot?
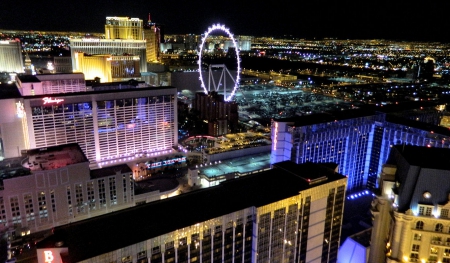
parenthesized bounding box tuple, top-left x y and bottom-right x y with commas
(1, 0, 450, 43)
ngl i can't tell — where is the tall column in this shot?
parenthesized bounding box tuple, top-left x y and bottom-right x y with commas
(369, 197, 391, 263)
(390, 211, 404, 260)
(398, 214, 413, 261)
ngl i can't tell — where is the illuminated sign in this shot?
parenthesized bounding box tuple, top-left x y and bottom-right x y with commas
(146, 157, 186, 169)
(44, 251, 54, 263)
(16, 101, 25, 118)
(43, 97, 64, 105)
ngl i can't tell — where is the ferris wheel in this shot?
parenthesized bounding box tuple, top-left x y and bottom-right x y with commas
(198, 24, 241, 102)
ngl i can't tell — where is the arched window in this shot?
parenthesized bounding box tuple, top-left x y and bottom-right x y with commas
(416, 221, 424, 230)
(435, 223, 444, 232)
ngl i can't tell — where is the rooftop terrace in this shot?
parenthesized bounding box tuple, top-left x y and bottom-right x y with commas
(21, 143, 88, 171)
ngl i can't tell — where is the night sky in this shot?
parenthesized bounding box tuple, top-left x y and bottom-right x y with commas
(1, 0, 450, 42)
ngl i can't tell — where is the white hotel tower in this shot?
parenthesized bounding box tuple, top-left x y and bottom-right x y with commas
(0, 73, 178, 168)
(0, 40, 24, 73)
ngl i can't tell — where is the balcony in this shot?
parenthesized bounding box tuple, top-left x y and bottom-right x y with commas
(431, 240, 443, 245)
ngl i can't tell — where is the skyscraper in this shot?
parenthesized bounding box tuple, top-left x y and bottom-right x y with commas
(192, 91, 239, 136)
(143, 14, 163, 63)
(105, 16, 143, 40)
(35, 161, 347, 263)
(70, 17, 149, 76)
(0, 77, 178, 168)
(0, 40, 24, 73)
(271, 105, 450, 192)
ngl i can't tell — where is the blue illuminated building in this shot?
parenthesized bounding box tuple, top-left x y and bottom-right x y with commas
(271, 103, 450, 192)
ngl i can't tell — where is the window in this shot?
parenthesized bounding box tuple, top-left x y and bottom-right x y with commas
(414, 233, 422, 241)
(24, 194, 35, 222)
(410, 253, 419, 259)
(10, 196, 21, 224)
(441, 209, 449, 218)
(436, 223, 444, 232)
(418, 205, 433, 216)
(66, 186, 72, 216)
(50, 190, 56, 212)
(419, 206, 424, 215)
(38, 191, 48, 222)
(416, 221, 424, 230)
(109, 177, 117, 205)
(445, 248, 450, 257)
(412, 244, 420, 252)
(431, 246, 439, 255)
(432, 236, 441, 242)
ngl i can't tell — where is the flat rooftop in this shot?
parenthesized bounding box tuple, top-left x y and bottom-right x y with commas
(22, 143, 88, 171)
(199, 152, 271, 179)
(36, 161, 346, 262)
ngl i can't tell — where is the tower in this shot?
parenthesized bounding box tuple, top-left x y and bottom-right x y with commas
(0, 40, 24, 73)
(105, 16, 143, 40)
(35, 161, 348, 263)
(143, 13, 163, 62)
(24, 52, 33, 75)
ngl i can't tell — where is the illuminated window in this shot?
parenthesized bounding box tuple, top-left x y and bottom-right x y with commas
(431, 246, 439, 254)
(444, 248, 450, 257)
(410, 253, 418, 259)
(414, 233, 422, 241)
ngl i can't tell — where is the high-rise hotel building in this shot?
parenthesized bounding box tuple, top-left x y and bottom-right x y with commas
(70, 17, 148, 76)
(0, 74, 178, 168)
(370, 145, 450, 263)
(0, 144, 137, 234)
(70, 39, 147, 76)
(36, 161, 347, 263)
(73, 53, 141, 82)
(271, 105, 450, 192)
(105, 16, 143, 40)
(0, 40, 24, 73)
